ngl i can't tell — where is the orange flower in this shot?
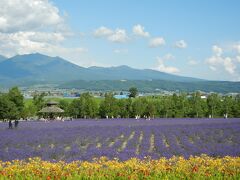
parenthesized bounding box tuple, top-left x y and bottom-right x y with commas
(192, 165, 198, 172)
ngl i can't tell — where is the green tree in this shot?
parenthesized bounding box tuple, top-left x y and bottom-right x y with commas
(59, 99, 70, 117)
(155, 98, 164, 117)
(233, 95, 240, 117)
(188, 92, 204, 118)
(221, 96, 234, 118)
(171, 93, 187, 118)
(117, 99, 132, 118)
(0, 94, 18, 121)
(131, 97, 147, 117)
(8, 87, 24, 118)
(21, 102, 37, 119)
(207, 93, 220, 118)
(67, 99, 81, 118)
(79, 93, 98, 118)
(99, 93, 119, 118)
(162, 96, 174, 118)
(33, 93, 46, 111)
(129, 87, 138, 98)
(145, 100, 156, 118)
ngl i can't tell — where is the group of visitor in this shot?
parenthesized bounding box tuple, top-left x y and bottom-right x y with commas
(8, 120, 19, 129)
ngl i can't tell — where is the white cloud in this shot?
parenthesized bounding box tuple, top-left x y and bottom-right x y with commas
(132, 24, 150, 37)
(206, 45, 237, 76)
(0, 0, 87, 64)
(209, 66, 217, 71)
(113, 49, 128, 54)
(188, 60, 198, 65)
(93, 26, 113, 37)
(149, 37, 165, 48)
(154, 56, 179, 74)
(7, 31, 65, 44)
(206, 55, 222, 65)
(108, 29, 129, 43)
(212, 45, 223, 56)
(237, 56, 240, 62)
(163, 53, 175, 60)
(0, 0, 65, 33)
(174, 40, 187, 49)
(0, 31, 88, 64)
(0, 17, 7, 31)
(223, 57, 236, 75)
(39, 46, 88, 66)
(233, 43, 240, 53)
(93, 27, 129, 43)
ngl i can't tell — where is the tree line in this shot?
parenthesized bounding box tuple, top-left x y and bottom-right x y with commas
(1, 87, 240, 121)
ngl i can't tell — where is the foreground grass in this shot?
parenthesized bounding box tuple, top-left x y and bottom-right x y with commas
(0, 155, 240, 179)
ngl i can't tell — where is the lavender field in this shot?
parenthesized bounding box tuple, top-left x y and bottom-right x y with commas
(0, 118, 240, 162)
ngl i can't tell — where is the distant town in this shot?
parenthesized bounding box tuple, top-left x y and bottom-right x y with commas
(1, 84, 239, 100)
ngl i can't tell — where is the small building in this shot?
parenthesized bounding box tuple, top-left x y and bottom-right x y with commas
(39, 101, 64, 119)
(114, 94, 129, 99)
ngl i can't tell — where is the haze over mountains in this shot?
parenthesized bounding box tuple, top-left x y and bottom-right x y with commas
(0, 53, 199, 83)
(0, 53, 239, 92)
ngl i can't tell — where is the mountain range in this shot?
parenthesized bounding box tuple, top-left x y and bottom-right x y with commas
(0, 55, 6, 63)
(0, 53, 200, 84)
(0, 53, 239, 92)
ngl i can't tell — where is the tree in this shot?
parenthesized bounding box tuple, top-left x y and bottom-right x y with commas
(21, 102, 37, 119)
(171, 93, 183, 118)
(131, 97, 147, 117)
(33, 93, 46, 111)
(233, 95, 240, 117)
(8, 87, 24, 118)
(79, 93, 98, 118)
(155, 98, 164, 117)
(129, 87, 138, 98)
(161, 96, 174, 118)
(207, 93, 220, 118)
(145, 100, 156, 118)
(117, 99, 132, 118)
(59, 99, 69, 111)
(0, 94, 18, 121)
(67, 99, 81, 118)
(59, 99, 70, 117)
(99, 93, 119, 118)
(188, 92, 204, 118)
(67, 93, 98, 118)
(221, 96, 233, 118)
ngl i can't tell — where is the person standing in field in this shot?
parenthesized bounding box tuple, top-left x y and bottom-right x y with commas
(14, 120, 19, 128)
(8, 120, 13, 129)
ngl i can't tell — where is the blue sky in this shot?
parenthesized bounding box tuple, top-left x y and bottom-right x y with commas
(0, 0, 240, 80)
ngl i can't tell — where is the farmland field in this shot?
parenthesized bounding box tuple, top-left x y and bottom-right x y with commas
(0, 118, 239, 162)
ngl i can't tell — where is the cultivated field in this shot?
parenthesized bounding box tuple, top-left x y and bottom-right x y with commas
(0, 118, 239, 162)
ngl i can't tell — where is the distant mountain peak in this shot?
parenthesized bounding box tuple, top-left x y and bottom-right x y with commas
(89, 65, 132, 69)
(0, 52, 204, 87)
(0, 54, 6, 58)
(88, 66, 102, 69)
(0, 55, 7, 62)
(115, 65, 132, 69)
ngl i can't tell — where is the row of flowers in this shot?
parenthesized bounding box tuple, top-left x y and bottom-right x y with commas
(0, 155, 239, 179)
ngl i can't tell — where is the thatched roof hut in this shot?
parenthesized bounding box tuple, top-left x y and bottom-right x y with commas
(39, 106, 64, 113)
(39, 101, 64, 119)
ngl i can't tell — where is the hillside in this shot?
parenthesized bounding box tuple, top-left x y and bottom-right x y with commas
(0, 53, 239, 93)
(0, 55, 6, 63)
(59, 79, 240, 93)
(0, 53, 202, 87)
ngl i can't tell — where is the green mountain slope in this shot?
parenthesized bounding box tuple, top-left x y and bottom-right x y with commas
(0, 53, 201, 86)
(59, 79, 240, 93)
